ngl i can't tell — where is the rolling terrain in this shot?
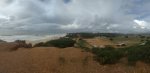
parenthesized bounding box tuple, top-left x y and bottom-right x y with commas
(0, 34, 149, 73)
(0, 47, 150, 73)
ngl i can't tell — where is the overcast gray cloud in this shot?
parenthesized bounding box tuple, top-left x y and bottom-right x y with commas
(0, 0, 150, 35)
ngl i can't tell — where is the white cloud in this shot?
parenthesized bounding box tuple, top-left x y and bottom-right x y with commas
(0, 0, 149, 35)
(60, 23, 80, 29)
(60, 19, 80, 30)
(134, 20, 147, 29)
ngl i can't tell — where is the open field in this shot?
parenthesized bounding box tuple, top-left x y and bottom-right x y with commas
(0, 33, 150, 73)
(84, 36, 142, 48)
(111, 36, 142, 47)
(0, 47, 150, 73)
(85, 37, 115, 47)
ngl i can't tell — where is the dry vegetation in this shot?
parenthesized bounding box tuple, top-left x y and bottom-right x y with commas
(85, 37, 115, 47)
(0, 33, 150, 73)
(0, 47, 150, 73)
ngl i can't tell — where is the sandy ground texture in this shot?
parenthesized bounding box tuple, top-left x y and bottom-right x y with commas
(0, 47, 150, 73)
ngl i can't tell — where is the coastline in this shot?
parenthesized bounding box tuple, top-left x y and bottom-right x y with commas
(0, 34, 66, 44)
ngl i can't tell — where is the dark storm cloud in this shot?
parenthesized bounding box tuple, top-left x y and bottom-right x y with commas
(0, 0, 150, 35)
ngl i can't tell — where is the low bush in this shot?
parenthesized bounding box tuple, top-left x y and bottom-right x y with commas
(91, 40, 150, 65)
(127, 45, 150, 65)
(75, 39, 91, 51)
(34, 42, 46, 47)
(66, 33, 122, 38)
(34, 38, 76, 48)
(45, 38, 76, 48)
(92, 46, 123, 64)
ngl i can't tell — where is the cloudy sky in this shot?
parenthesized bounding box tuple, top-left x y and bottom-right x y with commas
(0, 0, 150, 35)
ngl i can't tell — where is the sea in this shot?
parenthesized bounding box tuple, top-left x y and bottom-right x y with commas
(0, 34, 66, 44)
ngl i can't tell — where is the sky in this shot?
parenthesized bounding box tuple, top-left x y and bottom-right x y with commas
(0, 0, 150, 35)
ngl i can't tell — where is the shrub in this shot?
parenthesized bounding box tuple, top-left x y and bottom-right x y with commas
(66, 33, 97, 38)
(34, 38, 76, 48)
(66, 33, 122, 38)
(91, 40, 150, 65)
(34, 42, 46, 47)
(92, 47, 123, 64)
(127, 45, 150, 65)
(75, 39, 91, 51)
(145, 40, 150, 45)
(45, 38, 76, 48)
(125, 35, 128, 38)
(139, 35, 145, 39)
(109, 38, 113, 41)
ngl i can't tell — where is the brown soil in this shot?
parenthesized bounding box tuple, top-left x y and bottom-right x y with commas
(0, 47, 149, 73)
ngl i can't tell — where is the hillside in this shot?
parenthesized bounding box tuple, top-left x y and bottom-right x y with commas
(0, 47, 149, 73)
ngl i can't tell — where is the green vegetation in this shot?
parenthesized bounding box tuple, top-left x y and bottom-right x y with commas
(33, 33, 150, 65)
(66, 33, 123, 38)
(45, 38, 76, 48)
(109, 38, 113, 41)
(34, 38, 76, 48)
(92, 46, 123, 64)
(75, 39, 91, 51)
(127, 45, 150, 65)
(90, 41, 150, 65)
(34, 42, 45, 47)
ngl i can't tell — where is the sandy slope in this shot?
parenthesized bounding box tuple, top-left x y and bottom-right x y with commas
(0, 47, 149, 73)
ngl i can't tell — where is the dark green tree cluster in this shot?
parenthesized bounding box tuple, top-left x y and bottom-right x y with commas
(34, 38, 76, 48)
(66, 33, 123, 38)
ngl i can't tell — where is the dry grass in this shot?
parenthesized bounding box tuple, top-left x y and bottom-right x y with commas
(0, 47, 149, 73)
(0, 42, 19, 52)
(84, 37, 142, 48)
(85, 37, 115, 47)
